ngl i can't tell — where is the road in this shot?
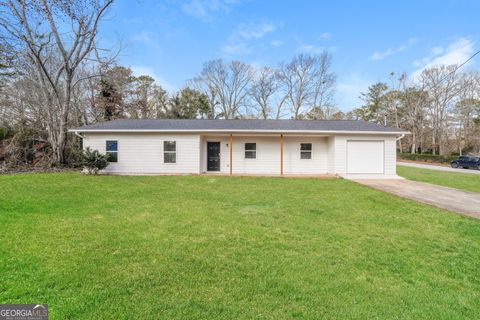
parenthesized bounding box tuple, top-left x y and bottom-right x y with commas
(398, 161, 480, 175)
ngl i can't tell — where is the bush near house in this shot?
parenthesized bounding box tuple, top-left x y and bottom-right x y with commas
(78, 147, 109, 174)
(397, 152, 458, 164)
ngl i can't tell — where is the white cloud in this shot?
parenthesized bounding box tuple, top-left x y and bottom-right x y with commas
(271, 40, 284, 47)
(318, 32, 332, 40)
(221, 21, 278, 56)
(181, 0, 242, 21)
(371, 37, 418, 60)
(130, 66, 176, 92)
(236, 21, 276, 39)
(296, 45, 325, 54)
(132, 31, 156, 46)
(412, 38, 476, 77)
(421, 38, 474, 68)
(221, 42, 252, 55)
(296, 44, 337, 54)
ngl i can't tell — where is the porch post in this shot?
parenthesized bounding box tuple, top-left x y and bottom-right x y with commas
(229, 134, 233, 176)
(280, 134, 284, 176)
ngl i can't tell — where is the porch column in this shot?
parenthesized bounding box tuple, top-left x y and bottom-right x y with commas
(280, 134, 284, 176)
(229, 134, 233, 176)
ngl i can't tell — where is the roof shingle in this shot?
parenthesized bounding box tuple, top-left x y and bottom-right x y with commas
(72, 119, 405, 133)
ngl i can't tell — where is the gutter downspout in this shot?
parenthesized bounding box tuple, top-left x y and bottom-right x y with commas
(74, 131, 84, 139)
(396, 133, 405, 141)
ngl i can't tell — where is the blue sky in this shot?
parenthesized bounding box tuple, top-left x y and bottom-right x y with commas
(99, 0, 478, 111)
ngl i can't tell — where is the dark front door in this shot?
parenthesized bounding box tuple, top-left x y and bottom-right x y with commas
(207, 142, 221, 171)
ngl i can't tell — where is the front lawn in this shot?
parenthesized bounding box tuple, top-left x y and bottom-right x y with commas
(398, 165, 480, 193)
(1, 173, 479, 319)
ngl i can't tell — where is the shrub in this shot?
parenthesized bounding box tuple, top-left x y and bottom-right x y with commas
(397, 153, 457, 163)
(79, 147, 109, 174)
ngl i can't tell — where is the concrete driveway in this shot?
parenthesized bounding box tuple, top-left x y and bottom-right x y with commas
(354, 179, 480, 219)
(398, 161, 480, 175)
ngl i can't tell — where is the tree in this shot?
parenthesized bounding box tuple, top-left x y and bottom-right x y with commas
(249, 66, 279, 119)
(354, 82, 389, 123)
(397, 75, 428, 154)
(454, 72, 480, 154)
(93, 66, 133, 121)
(0, 0, 114, 164)
(166, 87, 210, 119)
(420, 66, 460, 155)
(305, 106, 325, 120)
(310, 52, 336, 118)
(196, 59, 253, 119)
(124, 75, 168, 119)
(278, 52, 336, 119)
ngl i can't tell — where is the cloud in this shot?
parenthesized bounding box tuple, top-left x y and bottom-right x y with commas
(181, 0, 242, 21)
(130, 66, 176, 92)
(271, 40, 284, 47)
(221, 42, 252, 55)
(132, 31, 156, 45)
(412, 38, 476, 77)
(221, 21, 278, 56)
(236, 21, 276, 39)
(371, 37, 418, 60)
(296, 45, 325, 54)
(417, 38, 474, 68)
(318, 32, 332, 40)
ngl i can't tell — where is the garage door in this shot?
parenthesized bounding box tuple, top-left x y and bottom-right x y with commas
(347, 140, 384, 174)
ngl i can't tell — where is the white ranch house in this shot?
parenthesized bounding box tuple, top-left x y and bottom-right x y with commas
(70, 119, 407, 178)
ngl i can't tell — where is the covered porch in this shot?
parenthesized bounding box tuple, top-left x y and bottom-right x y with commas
(199, 133, 334, 176)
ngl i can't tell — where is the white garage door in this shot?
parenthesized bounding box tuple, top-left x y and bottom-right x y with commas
(347, 140, 384, 174)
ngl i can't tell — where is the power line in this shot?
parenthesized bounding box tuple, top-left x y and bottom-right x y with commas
(436, 49, 480, 85)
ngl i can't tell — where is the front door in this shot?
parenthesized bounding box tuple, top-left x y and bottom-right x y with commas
(207, 142, 221, 171)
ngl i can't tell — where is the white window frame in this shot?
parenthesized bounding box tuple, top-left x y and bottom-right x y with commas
(245, 143, 257, 159)
(300, 143, 312, 160)
(163, 141, 176, 164)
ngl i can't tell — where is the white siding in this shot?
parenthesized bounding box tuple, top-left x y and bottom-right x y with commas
(83, 133, 201, 174)
(326, 136, 335, 174)
(81, 132, 398, 176)
(332, 135, 397, 176)
(200, 135, 328, 175)
(283, 136, 328, 174)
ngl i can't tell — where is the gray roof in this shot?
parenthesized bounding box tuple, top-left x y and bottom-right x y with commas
(72, 119, 405, 133)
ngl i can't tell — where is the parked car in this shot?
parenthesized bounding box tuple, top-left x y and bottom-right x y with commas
(451, 156, 480, 169)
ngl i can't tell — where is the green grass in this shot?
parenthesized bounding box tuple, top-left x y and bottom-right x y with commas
(398, 165, 480, 193)
(1, 173, 480, 319)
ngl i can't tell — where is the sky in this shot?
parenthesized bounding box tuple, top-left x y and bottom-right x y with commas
(99, 0, 479, 111)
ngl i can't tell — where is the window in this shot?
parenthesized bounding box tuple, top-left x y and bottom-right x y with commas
(164, 141, 176, 163)
(300, 143, 312, 159)
(245, 143, 256, 159)
(106, 140, 118, 162)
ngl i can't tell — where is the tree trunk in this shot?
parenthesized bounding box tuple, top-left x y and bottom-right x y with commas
(411, 130, 416, 154)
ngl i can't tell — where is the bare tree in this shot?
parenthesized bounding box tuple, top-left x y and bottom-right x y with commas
(454, 71, 480, 155)
(196, 59, 253, 119)
(311, 52, 336, 118)
(249, 66, 279, 119)
(0, 0, 114, 163)
(398, 77, 428, 154)
(420, 66, 460, 155)
(279, 52, 336, 119)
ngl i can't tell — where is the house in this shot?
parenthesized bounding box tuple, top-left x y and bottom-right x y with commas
(70, 119, 407, 178)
